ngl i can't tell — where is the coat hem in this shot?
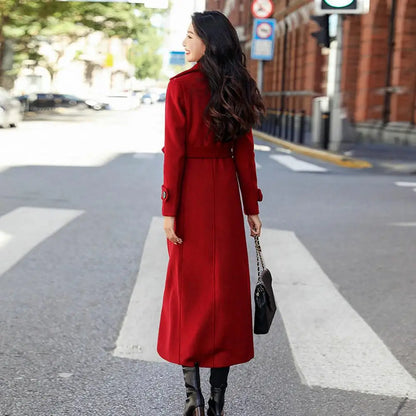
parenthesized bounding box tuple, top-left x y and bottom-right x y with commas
(156, 347, 254, 368)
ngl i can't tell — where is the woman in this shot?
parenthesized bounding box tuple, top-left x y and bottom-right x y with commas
(157, 10, 264, 416)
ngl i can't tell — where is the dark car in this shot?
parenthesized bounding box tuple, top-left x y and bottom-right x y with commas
(16, 93, 108, 111)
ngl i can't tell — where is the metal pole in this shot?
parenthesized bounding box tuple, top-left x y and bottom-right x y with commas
(257, 60, 264, 93)
(279, 16, 288, 137)
(382, 0, 397, 125)
(329, 14, 344, 152)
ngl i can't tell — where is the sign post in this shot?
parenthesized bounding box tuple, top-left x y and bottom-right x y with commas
(312, 0, 370, 150)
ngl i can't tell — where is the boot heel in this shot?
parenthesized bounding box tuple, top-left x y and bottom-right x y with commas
(193, 408, 205, 416)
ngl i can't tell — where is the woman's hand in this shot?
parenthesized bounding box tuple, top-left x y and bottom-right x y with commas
(247, 214, 262, 237)
(163, 216, 183, 245)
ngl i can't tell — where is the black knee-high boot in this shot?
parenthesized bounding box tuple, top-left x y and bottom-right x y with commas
(182, 364, 205, 416)
(207, 367, 229, 416)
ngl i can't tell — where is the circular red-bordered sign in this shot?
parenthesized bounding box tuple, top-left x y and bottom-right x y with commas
(256, 22, 273, 39)
(251, 0, 274, 19)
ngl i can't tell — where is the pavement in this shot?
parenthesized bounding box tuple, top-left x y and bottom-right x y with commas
(253, 129, 416, 174)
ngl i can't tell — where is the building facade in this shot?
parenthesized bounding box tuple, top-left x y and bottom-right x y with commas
(206, 0, 416, 147)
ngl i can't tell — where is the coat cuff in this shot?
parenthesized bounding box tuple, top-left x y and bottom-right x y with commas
(161, 185, 178, 216)
(257, 188, 263, 202)
(161, 185, 169, 201)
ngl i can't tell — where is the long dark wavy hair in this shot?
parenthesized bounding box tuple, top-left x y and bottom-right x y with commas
(191, 11, 265, 143)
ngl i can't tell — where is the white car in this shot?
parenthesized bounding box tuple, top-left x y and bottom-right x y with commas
(0, 88, 22, 128)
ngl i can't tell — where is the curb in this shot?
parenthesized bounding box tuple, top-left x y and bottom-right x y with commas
(253, 130, 373, 169)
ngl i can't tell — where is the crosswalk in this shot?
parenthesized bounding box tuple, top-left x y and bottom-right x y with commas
(395, 181, 416, 192)
(392, 182, 416, 226)
(1, 207, 416, 400)
(0, 207, 84, 276)
(254, 144, 330, 172)
(270, 154, 329, 172)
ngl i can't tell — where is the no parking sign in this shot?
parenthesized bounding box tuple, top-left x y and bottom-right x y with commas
(251, 18, 276, 61)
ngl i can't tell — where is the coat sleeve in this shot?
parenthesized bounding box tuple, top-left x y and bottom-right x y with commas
(233, 129, 263, 215)
(161, 78, 186, 217)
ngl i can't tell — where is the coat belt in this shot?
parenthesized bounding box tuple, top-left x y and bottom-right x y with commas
(186, 147, 232, 159)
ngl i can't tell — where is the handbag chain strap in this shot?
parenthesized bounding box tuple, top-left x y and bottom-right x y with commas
(254, 235, 265, 279)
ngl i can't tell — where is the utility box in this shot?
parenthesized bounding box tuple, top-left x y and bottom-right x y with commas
(312, 96, 330, 149)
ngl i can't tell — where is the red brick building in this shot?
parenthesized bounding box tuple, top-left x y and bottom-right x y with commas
(206, 0, 416, 147)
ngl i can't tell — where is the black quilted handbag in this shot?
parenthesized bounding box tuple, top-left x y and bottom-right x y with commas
(254, 235, 277, 335)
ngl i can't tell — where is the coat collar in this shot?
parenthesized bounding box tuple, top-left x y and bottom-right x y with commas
(170, 62, 201, 80)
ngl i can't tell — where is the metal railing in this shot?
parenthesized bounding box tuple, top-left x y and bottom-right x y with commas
(258, 108, 307, 144)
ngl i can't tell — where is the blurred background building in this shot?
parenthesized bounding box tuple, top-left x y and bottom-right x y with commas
(206, 0, 416, 148)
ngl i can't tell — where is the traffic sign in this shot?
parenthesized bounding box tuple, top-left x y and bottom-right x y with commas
(251, 0, 274, 19)
(169, 51, 185, 66)
(251, 18, 276, 61)
(314, 0, 370, 14)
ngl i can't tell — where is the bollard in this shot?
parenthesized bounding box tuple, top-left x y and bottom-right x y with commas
(298, 110, 305, 144)
(284, 110, 290, 140)
(322, 112, 330, 149)
(277, 108, 283, 137)
(289, 109, 295, 142)
(273, 111, 279, 137)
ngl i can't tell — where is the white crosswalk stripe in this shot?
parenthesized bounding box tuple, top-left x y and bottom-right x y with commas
(395, 181, 416, 193)
(262, 228, 416, 399)
(270, 155, 328, 172)
(389, 222, 416, 227)
(395, 182, 416, 187)
(0, 207, 84, 277)
(113, 217, 166, 362)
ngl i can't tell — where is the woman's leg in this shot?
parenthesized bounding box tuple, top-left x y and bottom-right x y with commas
(207, 366, 229, 416)
(182, 363, 205, 416)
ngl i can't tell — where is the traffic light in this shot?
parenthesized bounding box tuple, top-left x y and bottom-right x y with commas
(314, 0, 369, 14)
(310, 15, 330, 48)
(321, 0, 357, 9)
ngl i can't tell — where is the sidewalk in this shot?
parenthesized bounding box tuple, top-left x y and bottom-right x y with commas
(254, 130, 416, 174)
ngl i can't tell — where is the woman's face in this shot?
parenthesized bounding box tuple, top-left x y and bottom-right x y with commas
(183, 23, 206, 63)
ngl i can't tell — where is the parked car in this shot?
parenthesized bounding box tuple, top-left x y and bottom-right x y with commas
(140, 92, 156, 105)
(16, 93, 108, 112)
(140, 90, 166, 105)
(0, 88, 23, 128)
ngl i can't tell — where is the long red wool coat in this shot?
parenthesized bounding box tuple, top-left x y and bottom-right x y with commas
(157, 63, 263, 368)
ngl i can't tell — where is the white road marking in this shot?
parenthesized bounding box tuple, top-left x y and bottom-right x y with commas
(261, 227, 416, 399)
(270, 155, 328, 172)
(133, 153, 158, 159)
(0, 207, 84, 277)
(395, 182, 416, 187)
(113, 216, 167, 362)
(256, 162, 262, 170)
(276, 147, 292, 154)
(254, 144, 271, 152)
(389, 222, 416, 227)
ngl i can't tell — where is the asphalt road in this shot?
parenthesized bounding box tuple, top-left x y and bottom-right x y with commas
(0, 105, 415, 416)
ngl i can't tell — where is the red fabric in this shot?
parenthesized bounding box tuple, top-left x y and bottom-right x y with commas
(157, 63, 262, 368)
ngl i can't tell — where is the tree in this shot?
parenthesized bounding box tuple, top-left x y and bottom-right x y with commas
(127, 24, 163, 79)
(0, 0, 165, 87)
